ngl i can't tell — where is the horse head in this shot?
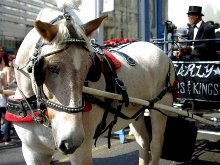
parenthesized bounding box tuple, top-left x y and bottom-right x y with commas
(28, 13, 106, 154)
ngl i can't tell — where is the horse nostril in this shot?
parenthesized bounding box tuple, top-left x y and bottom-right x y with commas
(59, 140, 79, 155)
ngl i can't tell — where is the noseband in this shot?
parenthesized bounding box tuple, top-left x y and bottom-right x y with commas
(13, 11, 95, 124)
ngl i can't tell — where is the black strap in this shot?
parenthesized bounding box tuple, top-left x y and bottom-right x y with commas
(93, 53, 115, 147)
(7, 95, 37, 117)
(50, 15, 64, 24)
(102, 54, 129, 106)
(110, 50, 136, 66)
(107, 104, 122, 148)
(92, 52, 130, 147)
(88, 94, 147, 148)
(87, 95, 146, 120)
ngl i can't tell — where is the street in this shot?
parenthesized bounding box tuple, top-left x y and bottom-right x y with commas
(0, 125, 220, 165)
(1, 1, 220, 165)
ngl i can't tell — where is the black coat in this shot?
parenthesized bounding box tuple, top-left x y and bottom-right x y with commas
(187, 21, 217, 61)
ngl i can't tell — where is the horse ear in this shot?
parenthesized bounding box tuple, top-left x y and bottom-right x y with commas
(82, 15, 108, 36)
(34, 20, 59, 41)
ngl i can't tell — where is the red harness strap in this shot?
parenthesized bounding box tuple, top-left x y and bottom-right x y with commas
(102, 49, 121, 69)
(83, 102, 93, 112)
(5, 111, 41, 122)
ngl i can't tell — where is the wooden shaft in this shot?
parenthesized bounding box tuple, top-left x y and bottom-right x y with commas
(0, 89, 15, 95)
(82, 86, 214, 126)
(1, 87, 215, 126)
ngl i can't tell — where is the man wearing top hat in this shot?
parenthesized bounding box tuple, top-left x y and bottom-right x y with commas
(175, 6, 217, 61)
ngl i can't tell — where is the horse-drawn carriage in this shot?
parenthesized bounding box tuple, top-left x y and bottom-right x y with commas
(160, 60, 220, 161)
(173, 61, 220, 111)
(148, 20, 220, 162)
(153, 20, 220, 115)
(2, 1, 220, 164)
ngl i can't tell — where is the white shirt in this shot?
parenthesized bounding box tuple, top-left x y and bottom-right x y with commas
(193, 21, 202, 40)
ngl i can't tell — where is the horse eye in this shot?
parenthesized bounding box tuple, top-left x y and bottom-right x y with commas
(48, 65, 60, 74)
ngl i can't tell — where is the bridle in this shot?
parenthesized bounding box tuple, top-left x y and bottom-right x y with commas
(14, 11, 93, 124)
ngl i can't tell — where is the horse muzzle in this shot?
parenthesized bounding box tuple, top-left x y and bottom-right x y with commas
(58, 139, 83, 155)
(51, 112, 85, 155)
(55, 132, 84, 155)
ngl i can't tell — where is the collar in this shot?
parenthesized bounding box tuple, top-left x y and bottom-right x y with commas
(195, 21, 202, 29)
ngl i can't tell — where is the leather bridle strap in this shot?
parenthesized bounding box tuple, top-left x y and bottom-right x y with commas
(12, 12, 88, 124)
(31, 12, 87, 115)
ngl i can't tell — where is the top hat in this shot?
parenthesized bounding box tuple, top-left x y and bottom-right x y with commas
(187, 6, 204, 16)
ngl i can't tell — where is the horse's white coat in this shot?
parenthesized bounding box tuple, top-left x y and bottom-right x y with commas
(13, 8, 176, 165)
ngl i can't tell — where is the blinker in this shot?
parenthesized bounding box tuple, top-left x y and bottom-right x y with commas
(33, 57, 45, 86)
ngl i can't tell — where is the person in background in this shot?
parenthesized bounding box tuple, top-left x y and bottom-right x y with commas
(206, 20, 214, 27)
(174, 6, 217, 61)
(0, 52, 14, 144)
(171, 26, 188, 61)
(2, 53, 16, 89)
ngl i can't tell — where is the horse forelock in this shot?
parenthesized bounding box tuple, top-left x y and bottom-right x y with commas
(51, 23, 70, 50)
(48, 18, 93, 53)
(66, 18, 94, 52)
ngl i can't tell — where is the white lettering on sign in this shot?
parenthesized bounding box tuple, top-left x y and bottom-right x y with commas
(173, 62, 220, 101)
(174, 64, 214, 78)
(178, 81, 219, 96)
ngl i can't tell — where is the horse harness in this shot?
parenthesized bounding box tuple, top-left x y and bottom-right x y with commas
(7, 11, 132, 124)
(84, 43, 177, 148)
(7, 11, 177, 147)
(7, 11, 91, 124)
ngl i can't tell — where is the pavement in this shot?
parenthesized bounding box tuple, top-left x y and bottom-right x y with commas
(0, 119, 219, 165)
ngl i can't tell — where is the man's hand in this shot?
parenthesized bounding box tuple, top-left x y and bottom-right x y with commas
(174, 45, 192, 58)
(174, 51, 181, 58)
(179, 45, 192, 54)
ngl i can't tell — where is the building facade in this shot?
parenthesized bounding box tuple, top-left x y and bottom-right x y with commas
(0, 0, 57, 51)
(0, 0, 168, 51)
(61, 0, 167, 42)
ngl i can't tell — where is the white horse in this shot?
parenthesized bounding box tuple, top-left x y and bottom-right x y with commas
(10, 8, 176, 165)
